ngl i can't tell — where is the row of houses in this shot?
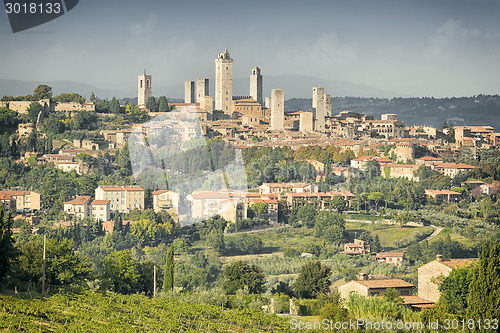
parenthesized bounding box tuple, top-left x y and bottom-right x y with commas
(0, 190, 41, 213)
(337, 254, 476, 310)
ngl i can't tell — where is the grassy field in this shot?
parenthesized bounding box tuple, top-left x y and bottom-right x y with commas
(428, 227, 468, 244)
(344, 222, 434, 249)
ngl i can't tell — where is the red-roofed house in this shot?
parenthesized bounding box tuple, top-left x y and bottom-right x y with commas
(425, 189, 461, 202)
(341, 239, 370, 255)
(416, 156, 443, 166)
(433, 163, 476, 178)
(64, 196, 92, 220)
(338, 273, 414, 298)
(95, 186, 145, 213)
(375, 252, 405, 265)
(91, 200, 110, 221)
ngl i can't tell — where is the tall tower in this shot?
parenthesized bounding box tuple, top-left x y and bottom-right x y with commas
(215, 48, 233, 115)
(138, 72, 152, 108)
(270, 89, 284, 131)
(312, 86, 325, 132)
(185, 81, 195, 103)
(249, 67, 263, 106)
(325, 94, 332, 116)
(196, 79, 209, 103)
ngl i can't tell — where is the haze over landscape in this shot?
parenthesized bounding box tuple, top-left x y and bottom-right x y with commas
(1, 0, 499, 98)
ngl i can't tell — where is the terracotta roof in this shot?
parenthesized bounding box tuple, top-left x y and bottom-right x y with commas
(376, 252, 405, 258)
(402, 296, 434, 305)
(434, 163, 476, 170)
(0, 190, 34, 196)
(91, 200, 110, 205)
(261, 182, 311, 188)
(0, 193, 12, 200)
(152, 190, 169, 195)
(123, 186, 144, 191)
(386, 164, 419, 168)
(65, 196, 91, 205)
(99, 186, 126, 191)
(425, 189, 461, 195)
(439, 258, 476, 269)
(417, 156, 442, 161)
(355, 278, 414, 289)
(188, 192, 231, 200)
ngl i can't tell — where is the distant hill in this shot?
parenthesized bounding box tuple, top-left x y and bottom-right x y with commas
(286, 95, 500, 129)
(157, 74, 400, 99)
(0, 79, 128, 100)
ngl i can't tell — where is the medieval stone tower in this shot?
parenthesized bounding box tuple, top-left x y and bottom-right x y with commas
(312, 86, 326, 131)
(250, 67, 263, 106)
(395, 142, 415, 163)
(196, 78, 209, 103)
(270, 89, 284, 131)
(185, 81, 195, 103)
(215, 48, 233, 115)
(138, 72, 152, 108)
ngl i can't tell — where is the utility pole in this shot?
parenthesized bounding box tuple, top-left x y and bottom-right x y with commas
(42, 234, 46, 295)
(153, 265, 157, 298)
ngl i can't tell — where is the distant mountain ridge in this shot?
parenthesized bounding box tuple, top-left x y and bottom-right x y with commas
(0, 74, 399, 101)
(0, 79, 128, 100)
(286, 96, 500, 130)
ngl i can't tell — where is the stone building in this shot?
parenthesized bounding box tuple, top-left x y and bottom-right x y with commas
(184, 81, 195, 104)
(312, 86, 326, 131)
(299, 112, 314, 132)
(270, 89, 284, 131)
(417, 255, 476, 303)
(338, 273, 414, 298)
(395, 142, 415, 162)
(265, 97, 271, 108)
(196, 78, 209, 103)
(138, 72, 152, 108)
(249, 67, 263, 106)
(424, 190, 461, 202)
(375, 252, 405, 265)
(341, 239, 370, 255)
(215, 48, 233, 115)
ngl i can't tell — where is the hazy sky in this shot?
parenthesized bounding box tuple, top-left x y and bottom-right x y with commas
(1, 0, 499, 97)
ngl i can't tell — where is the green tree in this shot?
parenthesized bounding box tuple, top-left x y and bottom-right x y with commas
(206, 229, 225, 255)
(33, 84, 52, 100)
(158, 96, 169, 112)
(0, 208, 15, 281)
(110, 97, 120, 114)
(313, 210, 345, 244)
(250, 202, 268, 218)
(223, 260, 265, 294)
(368, 192, 384, 211)
(163, 243, 174, 292)
(330, 195, 346, 213)
(294, 261, 331, 298)
(12, 238, 92, 287)
(383, 288, 403, 304)
(146, 97, 158, 112)
(297, 205, 317, 228)
(98, 250, 141, 294)
(27, 102, 42, 123)
(466, 241, 500, 326)
(439, 265, 473, 315)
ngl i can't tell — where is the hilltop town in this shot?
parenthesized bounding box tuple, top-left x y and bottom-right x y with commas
(0, 49, 499, 330)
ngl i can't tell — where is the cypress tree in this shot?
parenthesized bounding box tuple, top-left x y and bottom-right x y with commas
(466, 240, 500, 328)
(0, 208, 15, 281)
(163, 243, 174, 292)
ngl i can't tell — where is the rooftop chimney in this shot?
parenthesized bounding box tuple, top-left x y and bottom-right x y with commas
(436, 254, 443, 262)
(359, 272, 368, 280)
